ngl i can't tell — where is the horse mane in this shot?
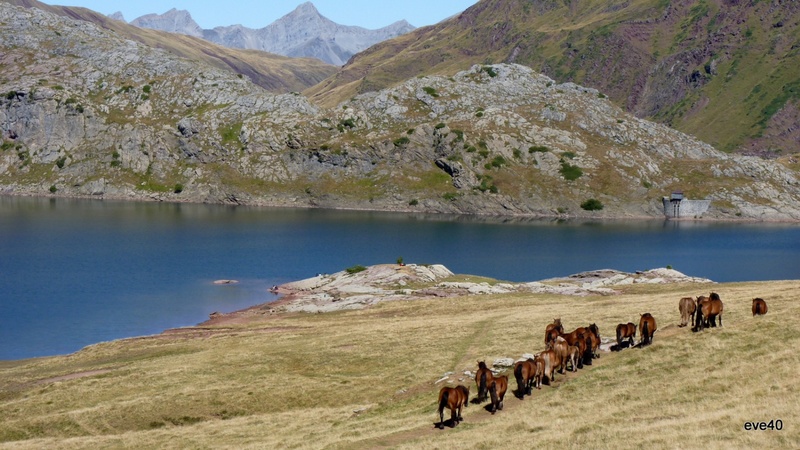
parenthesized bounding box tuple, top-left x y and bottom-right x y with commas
(710, 292, 720, 301)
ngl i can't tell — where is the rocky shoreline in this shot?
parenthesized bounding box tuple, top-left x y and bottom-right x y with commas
(197, 264, 714, 328)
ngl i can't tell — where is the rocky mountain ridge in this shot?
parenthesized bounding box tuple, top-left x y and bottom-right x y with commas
(2, 3, 800, 220)
(125, 2, 416, 66)
(306, 0, 800, 156)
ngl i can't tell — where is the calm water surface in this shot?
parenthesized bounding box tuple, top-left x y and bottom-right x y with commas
(2, 197, 799, 360)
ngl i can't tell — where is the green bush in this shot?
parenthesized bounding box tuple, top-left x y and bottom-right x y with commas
(393, 136, 410, 146)
(560, 161, 583, 180)
(49, 185, 57, 193)
(338, 118, 356, 131)
(346, 265, 367, 274)
(434, 122, 446, 129)
(423, 87, 439, 97)
(408, 199, 419, 206)
(488, 155, 507, 169)
(529, 145, 549, 153)
(580, 198, 604, 211)
(173, 183, 184, 194)
(55, 156, 66, 169)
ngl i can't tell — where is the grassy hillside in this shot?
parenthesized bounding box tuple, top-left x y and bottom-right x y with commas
(1, 275, 797, 448)
(306, 0, 800, 154)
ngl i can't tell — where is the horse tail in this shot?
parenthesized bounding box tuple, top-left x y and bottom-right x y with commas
(642, 320, 649, 346)
(438, 389, 448, 426)
(514, 363, 524, 396)
(479, 371, 487, 400)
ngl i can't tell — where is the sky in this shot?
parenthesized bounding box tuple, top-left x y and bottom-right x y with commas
(40, 1, 479, 30)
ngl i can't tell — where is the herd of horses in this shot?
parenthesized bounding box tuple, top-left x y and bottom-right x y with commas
(437, 293, 769, 429)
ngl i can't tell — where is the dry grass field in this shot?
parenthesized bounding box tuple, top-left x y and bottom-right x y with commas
(1, 276, 798, 449)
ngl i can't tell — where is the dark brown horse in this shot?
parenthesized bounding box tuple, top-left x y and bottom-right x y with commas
(544, 318, 564, 346)
(616, 322, 636, 347)
(752, 298, 768, 316)
(489, 375, 508, 414)
(639, 313, 657, 346)
(474, 361, 494, 403)
(437, 385, 469, 428)
(679, 296, 696, 327)
(575, 332, 592, 366)
(513, 359, 536, 398)
(693, 293, 724, 332)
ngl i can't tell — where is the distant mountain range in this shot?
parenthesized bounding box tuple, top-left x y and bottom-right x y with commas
(115, 2, 415, 66)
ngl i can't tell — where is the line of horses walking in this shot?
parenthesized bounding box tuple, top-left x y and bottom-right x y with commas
(437, 292, 769, 429)
(437, 318, 608, 428)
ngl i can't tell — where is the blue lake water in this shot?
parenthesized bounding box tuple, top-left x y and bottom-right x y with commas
(1, 196, 799, 360)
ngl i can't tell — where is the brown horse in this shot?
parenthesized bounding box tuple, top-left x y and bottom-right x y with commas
(474, 361, 494, 403)
(567, 324, 601, 358)
(616, 322, 636, 347)
(547, 336, 571, 375)
(536, 349, 562, 385)
(693, 293, 724, 332)
(531, 355, 545, 390)
(566, 344, 581, 372)
(544, 318, 564, 346)
(564, 324, 601, 358)
(639, 313, 657, 346)
(679, 296, 696, 327)
(437, 385, 469, 428)
(513, 359, 536, 398)
(489, 375, 508, 414)
(575, 332, 592, 366)
(752, 298, 768, 316)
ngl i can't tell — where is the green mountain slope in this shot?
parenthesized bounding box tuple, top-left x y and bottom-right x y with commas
(306, 0, 800, 154)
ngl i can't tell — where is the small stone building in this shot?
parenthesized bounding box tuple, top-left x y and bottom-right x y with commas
(662, 191, 711, 218)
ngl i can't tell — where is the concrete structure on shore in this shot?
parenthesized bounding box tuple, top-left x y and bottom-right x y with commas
(663, 192, 711, 218)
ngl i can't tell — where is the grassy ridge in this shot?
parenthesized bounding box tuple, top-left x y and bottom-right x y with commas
(1, 278, 798, 448)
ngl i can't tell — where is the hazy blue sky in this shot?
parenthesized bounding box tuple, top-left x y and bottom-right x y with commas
(40, 1, 478, 30)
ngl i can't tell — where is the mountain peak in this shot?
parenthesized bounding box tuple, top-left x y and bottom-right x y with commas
(131, 8, 203, 37)
(294, 2, 319, 14)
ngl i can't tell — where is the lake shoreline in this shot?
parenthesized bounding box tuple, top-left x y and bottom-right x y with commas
(4, 192, 800, 224)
